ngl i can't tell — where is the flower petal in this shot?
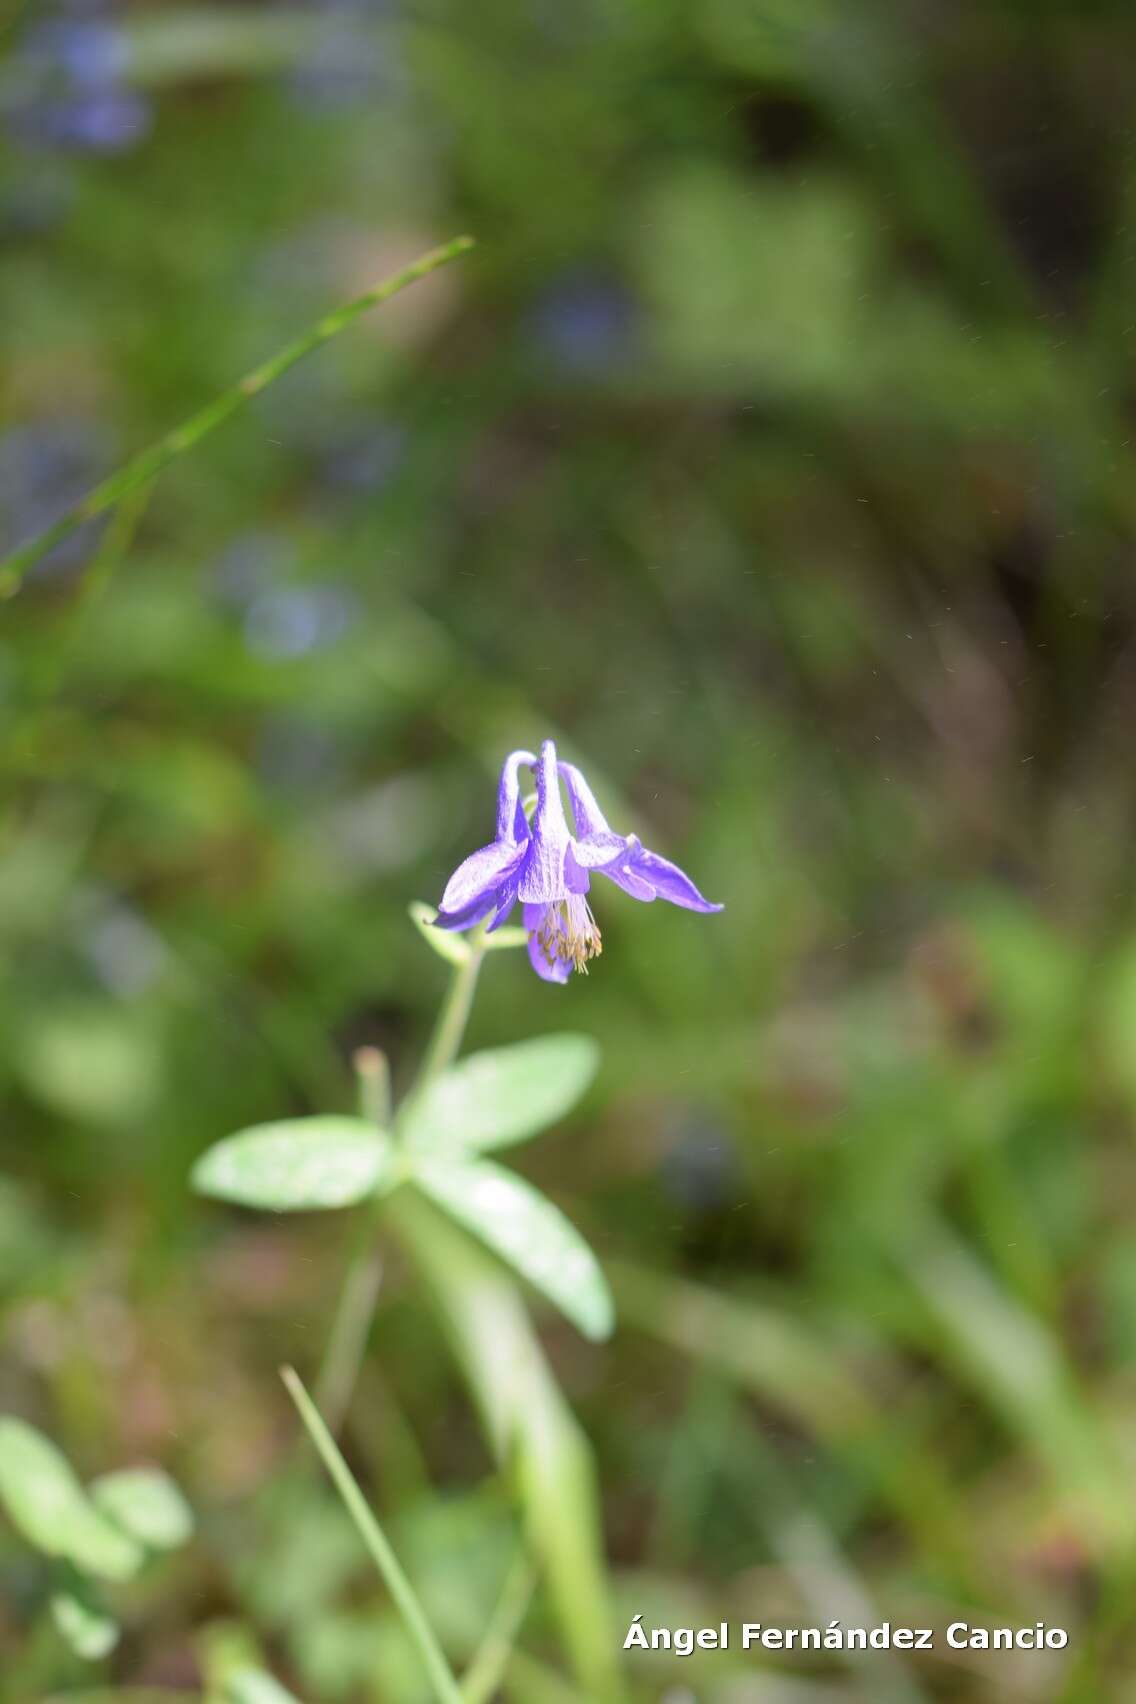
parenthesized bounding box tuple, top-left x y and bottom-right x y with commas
(598, 859, 657, 903)
(524, 903, 572, 983)
(434, 893, 498, 932)
(563, 843, 592, 894)
(572, 830, 630, 869)
(561, 759, 656, 870)
(613, 843, 723, 912)
(485, 879, 520, 932)
(439, 840, 527, 921)
(558, 761, 614, 840)
(517, 741, 572, 903)
(495, 749, 538, 844)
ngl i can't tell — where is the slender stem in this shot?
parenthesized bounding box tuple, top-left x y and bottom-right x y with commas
(42, 480, 153, 692)
(316, 947, 484, 1430)
(313, 1047, 391, 1429)
(281, 1366, 464, 1704)
(0, 235, 475, 596)
(8, 481, 153, 783)
(354, 1044, 393, 1127)
(313, 1243, 385, 1433)
(413, 936, 487, 1092)
(460, 1552, 537, 1704)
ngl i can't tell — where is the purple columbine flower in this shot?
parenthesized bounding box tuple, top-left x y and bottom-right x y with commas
(436, 740, 722, 983)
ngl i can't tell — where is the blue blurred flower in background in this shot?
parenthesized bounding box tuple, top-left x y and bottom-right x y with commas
(286, 0, 400, 108)
(528, 270, 637, 373)
(321, 420, 407, 495)
(244, 584, 357, 660)
(0, 422, 109, 580)
(8, 5, 151, 155)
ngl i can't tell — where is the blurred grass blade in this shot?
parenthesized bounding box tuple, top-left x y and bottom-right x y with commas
(712, 1391, 929, 1704)
(280, 1366, 464, 1704)
(900, 1220, 1123, 1542)
(389, 1191, 626, 1704)
(459, 1552, 536, 1704)
(0, 236, 475, 596)
(611, 1259, 870, 1435)
(221, 1672, 304, 1704)
(612, 1260, 978, 1587)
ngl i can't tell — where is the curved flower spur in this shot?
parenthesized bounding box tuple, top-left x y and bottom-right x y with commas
(435, 740, 723, 981)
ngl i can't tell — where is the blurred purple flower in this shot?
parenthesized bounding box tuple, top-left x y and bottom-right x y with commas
(212, 532, 293, 612)
(244, 584, 357, 659)
(33, 19, 128, 86)
(286, 0, 401, 108)
(436, 740, 722, 983)
(529, 272, 635, 372)
(322, 420, 406, 493)
(10, 11, 151, 155)
(0, 422, 108, 579)
(83, 900, 168, 997)
(35, 87, 151, 152)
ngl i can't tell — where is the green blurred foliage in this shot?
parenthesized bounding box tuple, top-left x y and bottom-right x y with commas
(4, 0, 1136, 1697)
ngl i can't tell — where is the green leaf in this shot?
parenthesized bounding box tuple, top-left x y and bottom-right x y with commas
(402, 1035, 600, 1156)
(389, 1194, 622, 1697)
(0, 1419, 143, 1581)
(51, 1574, 120, 1662)
(408, 902, 470, 966)
(483, 926, 528, 952)
(91, 1467, 194, 1552)
(222, 1671, 304, 1704)
(411, 1157, 614, 1341)
(192, 1119, 396, 1211)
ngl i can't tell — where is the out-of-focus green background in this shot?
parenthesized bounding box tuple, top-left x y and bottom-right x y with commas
(4, 0, 1136, 1698)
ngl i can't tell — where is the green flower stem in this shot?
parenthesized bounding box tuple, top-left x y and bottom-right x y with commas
(313, 1236, 385, 1434)
(32, 480, 153, 701)
(459, 1551, 537, 1704)
(0, 235, 475, 597)
(281, 1365, 464, 1704)
(413, 933, 487, 1092)
(354, 1044, 393, 1127)
(315, 946, 485, 1430)
(313, 1048, 391, 1429)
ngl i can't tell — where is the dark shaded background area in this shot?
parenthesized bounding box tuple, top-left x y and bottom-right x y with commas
(4, 0, 1136, 1698)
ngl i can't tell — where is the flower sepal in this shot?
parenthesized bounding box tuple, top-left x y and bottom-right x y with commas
(409, 901, 473, 966)
(411, 901, 529, 963)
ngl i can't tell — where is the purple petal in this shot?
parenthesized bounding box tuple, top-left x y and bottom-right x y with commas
(560, 759, 646, 869)
(563, 843, 592, 894)
(599, 859, 657, 903)
(517, 740, 572, 903)
(495, 749, 537, 843)
(485, 879, 520, 932)
(609, 842, 723, 912)
(434, 892, 498, 932)
(439, 839, 526, 919)
(524, 902, 572, 982)
(558, 760, 613, 840)
(573, 829, 630, 868)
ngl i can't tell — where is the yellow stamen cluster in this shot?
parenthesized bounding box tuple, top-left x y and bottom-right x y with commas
(536, 897, 603, 974)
